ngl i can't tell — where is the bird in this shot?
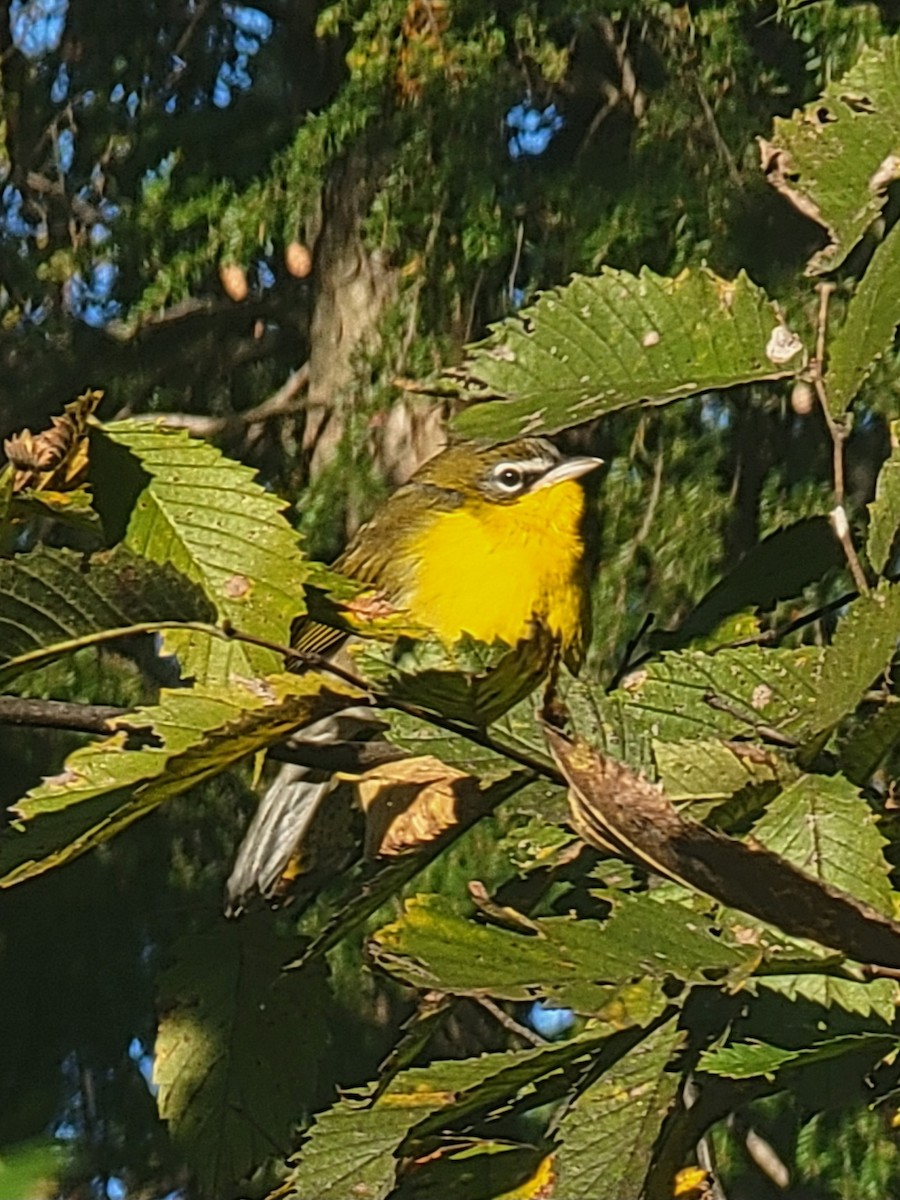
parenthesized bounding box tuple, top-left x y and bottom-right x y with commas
(225, 436, 601, 912)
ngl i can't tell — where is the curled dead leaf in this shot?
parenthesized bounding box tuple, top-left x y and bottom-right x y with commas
(546, 725, 900, 968)
(353, 754, 482, 857)
(3, 390, 102, 494)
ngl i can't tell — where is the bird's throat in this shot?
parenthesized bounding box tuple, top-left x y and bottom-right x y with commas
(407, 479, 588, 658)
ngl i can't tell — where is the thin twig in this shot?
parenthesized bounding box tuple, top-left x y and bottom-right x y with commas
(475, 995, 547, 1048)
(0, 695, 135, 736)
(222, 624, 564, 783)
(695, 80, 741, 186)
(810, 282, 869, 594)
(607, 611, 655, 692)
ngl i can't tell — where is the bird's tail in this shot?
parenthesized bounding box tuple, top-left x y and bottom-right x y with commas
(225, 706, 377, 915)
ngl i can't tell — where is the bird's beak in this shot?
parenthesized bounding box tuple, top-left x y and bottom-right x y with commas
(532, 456, 603, 491)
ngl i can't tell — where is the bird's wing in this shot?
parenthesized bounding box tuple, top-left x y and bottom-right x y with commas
(288, 481, 437, 666)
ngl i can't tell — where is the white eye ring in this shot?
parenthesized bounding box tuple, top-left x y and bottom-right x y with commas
(493, 464, 524, 492)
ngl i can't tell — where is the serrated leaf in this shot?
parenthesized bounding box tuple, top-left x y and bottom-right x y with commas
(652, 738, 785, 802)
(553, 1016, 683, 1200)
(750, 773, 892, 915)
(825, 220, 900, 414)
(698, 1033, 896, 1080)
(761, 35, 900, 273)
(93, 421, 308, 683)
(868, 422, 900, 574)
(371, 893, 757, 1013)
(285, 1042, 606, 1200)
(155, 920, 330, 1198)
(810, 583, 900, 734)
(0, 544, 215, 687)
(610, 646, 823, 744)
(754, 974, 899, 1022)
(0, 672, 360, 886)
(448, 268, 803, 442)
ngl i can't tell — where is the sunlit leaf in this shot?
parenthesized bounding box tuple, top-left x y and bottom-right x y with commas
(698, 1032, 895, 1080)
(91, 421, 309, 683)
(371, 892, 757, 1013)
(448, 267, 803, 441)
(761, 35, 900, 273)
(810, 584, 900, 735)
(0, 672, 360, 886)
(825, 220, 900, 414)
(750, 773, 892, 914)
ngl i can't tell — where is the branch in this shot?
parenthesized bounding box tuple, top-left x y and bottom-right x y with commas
(222, 622, 563, 784)
(136, 363, 310, 439)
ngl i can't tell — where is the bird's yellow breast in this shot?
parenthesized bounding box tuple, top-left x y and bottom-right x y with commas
(406, 478, 589, 664)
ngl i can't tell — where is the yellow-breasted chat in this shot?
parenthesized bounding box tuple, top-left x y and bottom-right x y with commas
(225, 435, 601, 911)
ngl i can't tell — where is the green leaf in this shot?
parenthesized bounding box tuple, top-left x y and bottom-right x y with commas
(92, 421, 308, 683)
(652, 738, 785, 802)
(825, 220, 900, 414)
(0, 545, 214, 687)
(0, 672, 360, 886)
(371, 893, 758, 1014)
(839, 702, 900, 785)
(552, 1016, 683, 1200)
(448, 267, 803, 442)
(762, 35, 900, 273)
(155, 919, 331, 1198)
(698, 1033, 896, 1080)
(608, 646, 823, 744)
(754, 974, 899, 1022)
(867, 422, 900, 574)
(284, 1042, 606, 1200)
(810, 583, 900, 735)
(750, 773, 892, 914)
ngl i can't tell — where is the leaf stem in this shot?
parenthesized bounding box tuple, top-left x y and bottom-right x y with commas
(811, 281, 869, 595)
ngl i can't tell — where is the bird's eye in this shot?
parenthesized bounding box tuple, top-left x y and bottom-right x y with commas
(493, 465, 524, 492)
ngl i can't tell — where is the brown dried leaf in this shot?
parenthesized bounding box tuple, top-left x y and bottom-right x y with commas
(4, 390, 102, 494)
(353, 754, 482, 857)
(546, 726, 900, 969)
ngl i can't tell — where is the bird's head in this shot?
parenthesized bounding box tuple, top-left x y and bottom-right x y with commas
(416, 437, 602, 505)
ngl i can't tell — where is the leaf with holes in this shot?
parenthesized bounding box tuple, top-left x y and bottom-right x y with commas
(448, 267, 803, 442)
(761, 35, 900, 273)
(609, 646, 823, 745)
(91, 421, 308, 683)
(371, 893, 757, 1014)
